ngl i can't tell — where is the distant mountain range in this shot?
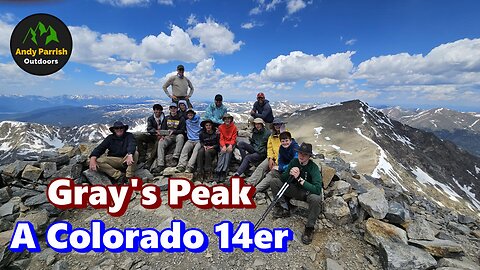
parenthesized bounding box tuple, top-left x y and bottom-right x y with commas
(382, 107, 480, 157)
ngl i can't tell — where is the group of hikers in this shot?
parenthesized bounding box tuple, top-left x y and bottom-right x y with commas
(87, 65, 323, 245)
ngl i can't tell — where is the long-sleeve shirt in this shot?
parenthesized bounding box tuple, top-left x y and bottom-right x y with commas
(203, 103, 227, 124)
(267, 134, 281, 162)
(200, 129, 219, 149)
(252, 100, 274, 123)
(90, 132, 136, 158)
(278, 139, 299, 172)
(281, 158, 322, 195)
(161, 113, 186, 135)
(162, 75, 194, 98)
(218, 123, 237, 147)
(146, 113, 165, 135)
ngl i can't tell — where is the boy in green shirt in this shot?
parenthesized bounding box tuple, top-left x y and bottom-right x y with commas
(270, 142, 323, 245)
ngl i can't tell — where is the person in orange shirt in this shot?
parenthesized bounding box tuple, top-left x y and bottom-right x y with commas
(214, 113, 237, 183)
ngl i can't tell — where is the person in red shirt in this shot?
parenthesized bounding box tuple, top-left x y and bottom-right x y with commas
(214, 113, 237, 182)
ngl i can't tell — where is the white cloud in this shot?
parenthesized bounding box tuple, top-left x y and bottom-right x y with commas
(158, 0, 173, 5)
(187, 14, 198, 25)
(345, 38, 357, 46)
(355, 38, 480, 86)
(0, 13, 16, 23)
(97, 0, 151, 6)
(0, 20, 13, 56)
(187, 19, 244, 54)
(286, 0, 307, 15)
(241, 22, 255, 29)
(266, 0, 282, 11)
(261, 51, 355, 82)
(249, 7, 262, 15)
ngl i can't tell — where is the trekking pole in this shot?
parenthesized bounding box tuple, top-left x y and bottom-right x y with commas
(254, 176, 293, 230)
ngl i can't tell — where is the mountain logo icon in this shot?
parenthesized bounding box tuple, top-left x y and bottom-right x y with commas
(22, 21, 59, 46)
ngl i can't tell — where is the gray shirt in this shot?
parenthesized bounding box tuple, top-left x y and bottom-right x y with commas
(162, 75, 194, 98)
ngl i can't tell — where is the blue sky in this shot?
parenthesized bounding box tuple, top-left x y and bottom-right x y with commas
(0, 0, 479, 111)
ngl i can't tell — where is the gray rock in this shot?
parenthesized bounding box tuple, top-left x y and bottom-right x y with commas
(379, 241, 437, 270)
(344, 175, 376, 194)
(358, 187, 388, 219)
(0, 187, 12, 203)
(435, 232, 455, 241)
(162, 167, 176, 176)
(21, 165, 43, 181)
(16, 209, 50, 235)
(83, 170, 112, 185)
(0, 230, 21, 269)
(38, 203, 63, 217)
(347, 197, 360, 221)
(38, 154, 70, 167)
(69, 155, 87, 165)
(324, 242, 342, 259)
(457, 214, 475, 225)
(119, 257, 134, 270)
(323, 196, 351, 225)
(408, 238, 464, 258)
(437, 258, 480, 270)
(325, 157, 350, 172)
(406, 217, 435, 240)
(0, 202, 15, 217)
(52, 260, 69, 270)
(24, 193, 48, 206)
(10, 187, 41, 200)
(385, 201, 411, 225)
(326, 258, 344, 270)
(58, 145, 78, 157)
(0, 219, 13, 232)
(1, 160, 32, 178)
(329, 180, 351, 196)
(40, 162, 57, 178)
(154, 177, 168, 191)
(51, 164, 83, 180)
(8, 258, 31, 270)
(447, 221, 471, 235)
(322, 165, 337, 188)
(253, 259, 266, 267)
(364, 218, 408, 247)
(134, 168, 154, 182)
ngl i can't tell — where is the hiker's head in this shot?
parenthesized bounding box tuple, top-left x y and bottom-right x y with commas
(178, 100, 187, 111)
(153, 104, 163, 117)
(109, 121, 128, 137)
(222, 113, 233, 125)
(186, 109, 195, 119)
(205, 122, 213, 131)
(280, 131, 292, 148)
(272, 119, 284, 133)
(201, 119, 214, 132)
(296, 143, 313, 165)
(257, 92, 265, 104)
(169, 103, 178, 116)
(253, 118, 265, 130)
(214, 94, 223, 107)
(177, 64, 185, 77)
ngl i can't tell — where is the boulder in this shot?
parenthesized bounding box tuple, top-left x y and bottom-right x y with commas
(15, 209, 50, 235)
(323, 196, 351, 225)
(10, 187, 41, 200)
(437, 258, 480, 270)
(379, 241, 437, 270)
(21, 165, 43, 181)
(50, 164, 83, 180)
(364, 218, 408, 247)
(83, 170, 112, 185)
(0, 219, 13, 232)
(58, 145, 78, 157)
(162, 167, 177, 176)
(447, 221, 471, 235)
(1, 160, 32, 178)
(408, 238, 464, 258)
(457, 214, 475, 225)
(0, 197, 20, 217)
(37, 154, 70, 167)
(358, 187, 388, 219)
(0, 230, 21, 269)
(326, 258, 344, 270)
(134, 168, 154, 182)
(69, 155, 87, 166)
(24, 193, 48, 207)
(406, 217, 435, 240)
(0, 187, 12, 203)
(385, 201, 411, 225)
(328, 180, 351, 196)
(344, 174, 376, 194)
(154, 177, 168, 191)
(40, 162, 57, 179)
(322, 165, 336, 188)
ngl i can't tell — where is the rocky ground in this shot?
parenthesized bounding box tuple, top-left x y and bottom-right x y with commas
(1, 134, 480, 269)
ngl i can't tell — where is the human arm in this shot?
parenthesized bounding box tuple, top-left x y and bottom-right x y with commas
(186, 78, 194, 98)
(299, 163, 322, 195)
(162, 77, 174, 98)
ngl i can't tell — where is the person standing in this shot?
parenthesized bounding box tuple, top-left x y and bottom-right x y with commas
(163, 64, 194, 108)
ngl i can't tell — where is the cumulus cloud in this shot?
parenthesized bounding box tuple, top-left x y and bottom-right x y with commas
(187, 19, 244, 54)
(0, 20, 14, 56)
(250, 0, 308, 18)
(286, 0, 307, 15)
(241, 21, 262, 29)
(187, 14, 198, 25)
(261, 51, 355, 82)
(345, 38, 357, 46)
(97, 0, 151, 7)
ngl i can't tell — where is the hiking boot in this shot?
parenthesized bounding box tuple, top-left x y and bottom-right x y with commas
(172, 157, 179, 166)
(176, 166, 185, 173)
(204, 172, 213, 183)
(185, 166, 194, 173)
(272, 206, 291, 219)
(151, 166, 165, 175)
(217, 172, 226, 183)
(193, 171, 204, 182)
(116, 173, 127, 185)
(301, 227, 314, 245)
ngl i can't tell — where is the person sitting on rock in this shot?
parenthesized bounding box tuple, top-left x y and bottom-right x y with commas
(254, 131, 298, 195)
(136, 104, 165, 169)
(214, 113, 237, 182)
(203, 94, 227, 127)
(89, 121, 138, 184)
(235, 118, 271, 177)
(247, 118, 286, 187)
(177, 100, 189, 120)
(176, 109, 202, 173)
(195, 119, 219, 182)
(250, 92, 274, 124)
(270, 142, 322, 245)
(152, 103, 186, 174)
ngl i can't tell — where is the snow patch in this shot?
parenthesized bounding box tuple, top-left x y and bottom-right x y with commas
(309, 103, 341, 111)
(453, 178, 480, 210)
(324, 137, 331, 141)
(476, 165, 480, 174)
(434, 108, 444, 114)
(429, 120, 438, 128)
(350, 162, 357, 168)
(469, 119, 479, 128)
(330, 145, 352, 155)
(313, 127, 323, 138)
(412, 167, 462, 203)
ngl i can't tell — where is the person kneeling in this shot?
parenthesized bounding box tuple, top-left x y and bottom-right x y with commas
(270, 142, 323, 245)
